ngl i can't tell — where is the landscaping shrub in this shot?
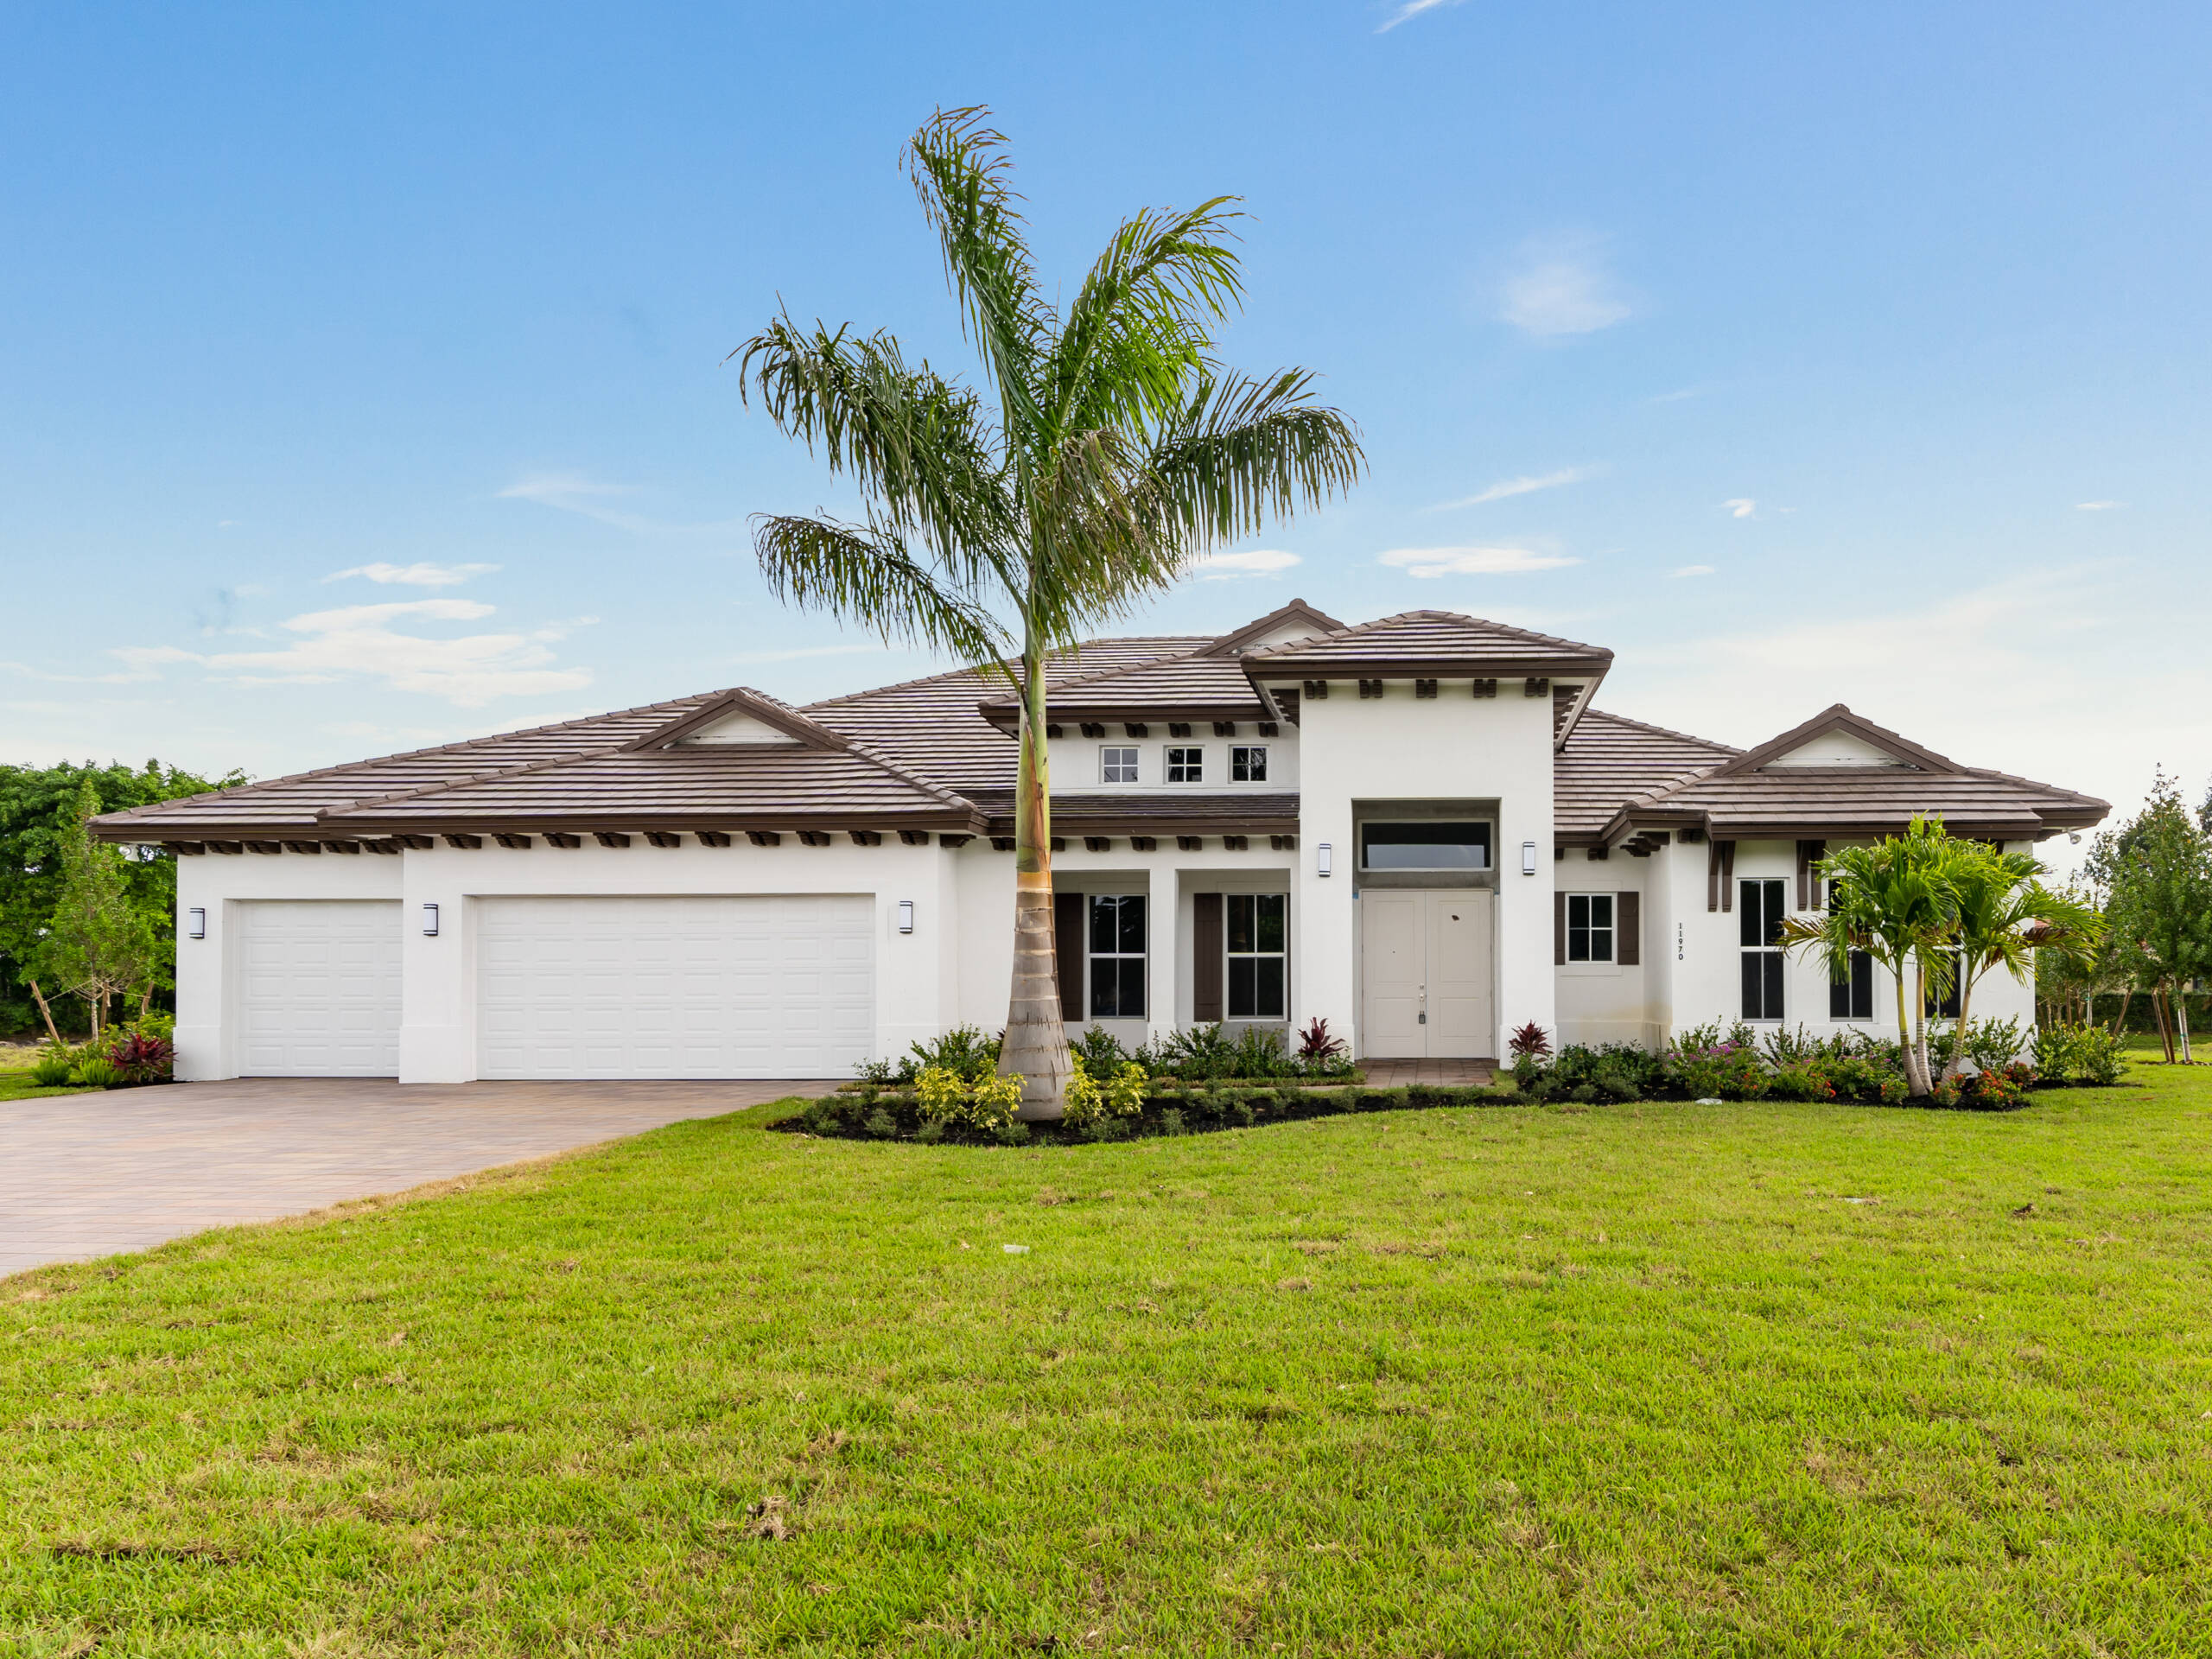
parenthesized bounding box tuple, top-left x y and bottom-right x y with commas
(70, 1056, 120, 1089)
(1961, 1014, 2028, 1072)
(29, 1049, 77, 1087)
(106, 1030, 175, 1084)
(1071, 1025, 1130, 1075)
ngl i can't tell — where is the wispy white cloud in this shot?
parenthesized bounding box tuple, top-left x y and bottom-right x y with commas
(1722, 498, 1757, 519)
(1430, 467, 1598, 511)
(1189, 549, 1302, 581)
(1377, 0, 1464, 31)
(327, 561, 502, 588)
(104, 598, 592, 707)
(499, 471, 741, 537)
(1499, 233, 1633, 337)
(1380, 545, 1581, 577)
(2075, 499, 2125, 512)
(1649, 386, 1705, 404)
(1669, 564, 1716, 578)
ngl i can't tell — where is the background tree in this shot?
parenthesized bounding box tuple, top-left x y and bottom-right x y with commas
(29, 783, 159, 1042)
(0, 759, 238, 1036)
(733, 108, 1363, 1115)
(1942, 842, 2104, 1075)
(2088, 772, 2212, 1062)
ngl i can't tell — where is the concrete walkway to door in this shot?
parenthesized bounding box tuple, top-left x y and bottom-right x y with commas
(0, 1077, 838, 1280)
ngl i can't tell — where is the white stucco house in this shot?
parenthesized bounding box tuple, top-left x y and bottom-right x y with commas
(97, 602, 2107, 1083)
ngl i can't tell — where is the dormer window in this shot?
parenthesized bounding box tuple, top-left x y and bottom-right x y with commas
(1232, 746, 1268, 783)
(1100, 747, 1139, 785)
(1166, 747, 1203, 783)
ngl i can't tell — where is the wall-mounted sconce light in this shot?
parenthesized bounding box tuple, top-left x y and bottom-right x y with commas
(1521, 840, 1537, 876)
(186, 907, 206, 940)
(1317, 841, 1333, 878)
(422, 902, 441, 937)
(897, 899, 914, 934)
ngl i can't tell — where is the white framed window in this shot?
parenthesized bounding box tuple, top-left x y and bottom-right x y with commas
(1100, 746, 1139, 784)
(1231, 745, 1268, 783)
(1226, 893, 1287, 1019)
(1566, 893, 1614, 963)
(1166, 746, 1203, 783)
(1089, 894, 1147, 1017)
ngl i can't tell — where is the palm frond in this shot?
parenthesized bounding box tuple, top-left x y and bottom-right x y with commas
(1049, 200, 1247, 435)
(903, 108, 1055, 442)
(752, 513, 1009, 667)
(1130, 370, 1365, 547)
(731, 314, 1020, 591)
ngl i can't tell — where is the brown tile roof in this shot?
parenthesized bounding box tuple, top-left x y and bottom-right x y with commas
(978, 650, 1272, 727)
(1602, 706, 2109, 842)
(89, 691, 729, 838)
(1554, 709, 1740, 842)
(969, 791, 1301, 836)
(92, 638, 1205, 842)
(330, 745, 980, 834)
(804, 636, 1206, 788)
(1242, 609, 1613, 677)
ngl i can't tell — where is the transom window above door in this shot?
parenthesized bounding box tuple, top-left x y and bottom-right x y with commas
(1231, 745, 1268, 782)
(1565, 893, 1613, 962)
(1360, 820, 1492, 871)
(1166, 747, 1203, 783)
(1099, 746, 1139, 784)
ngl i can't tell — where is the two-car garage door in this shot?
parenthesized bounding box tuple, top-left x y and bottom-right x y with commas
(233, 894, 874, 1079)
(476, 895, 874, 1079)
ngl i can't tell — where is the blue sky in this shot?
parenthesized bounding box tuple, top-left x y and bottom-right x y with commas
(4, 2, 2207, 859)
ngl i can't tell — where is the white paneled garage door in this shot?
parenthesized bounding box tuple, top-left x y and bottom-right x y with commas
(476, 895, 874, 1079)
(236, 900, 403, 1076)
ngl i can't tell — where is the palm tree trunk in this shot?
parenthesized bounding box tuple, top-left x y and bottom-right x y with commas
(998, 636, 1072, 1118)
(1894, 958, 1929, 1096)
(1947, 966, 1979, 1079)
(1910, 957, 1935, 1095)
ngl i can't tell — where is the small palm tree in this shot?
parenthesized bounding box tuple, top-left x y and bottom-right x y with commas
(1782, 817, 1961, 1096)
(1944, 844, 2105, 1076)
(732, 109, 1363, 1115)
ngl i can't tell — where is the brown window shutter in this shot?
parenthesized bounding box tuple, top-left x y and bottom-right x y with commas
(1554, 890, 1567, 965)
(1192, 893, 1224, 1023)
(1710, 840, 1736, 912)
(1797, 839, 1826, 911)
(1054, 893, 1084, 1022)
(1617, 892, 1640, 965)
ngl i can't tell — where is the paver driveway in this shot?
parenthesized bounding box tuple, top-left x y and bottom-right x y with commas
(0, 1077, 838, 1278)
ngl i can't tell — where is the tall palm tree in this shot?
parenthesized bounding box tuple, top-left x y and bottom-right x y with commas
(1782, 817, 1962, 1096)
(731, 108, 1363, 1116)
(1943, 843, 2105, 1076)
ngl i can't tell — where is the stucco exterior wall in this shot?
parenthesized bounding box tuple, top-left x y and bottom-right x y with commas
(1290, 683, 1555, 1058)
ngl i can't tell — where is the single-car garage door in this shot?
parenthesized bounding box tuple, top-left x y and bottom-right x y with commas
(476, 894, 874, 1079)
(236, 899, 403, 1076)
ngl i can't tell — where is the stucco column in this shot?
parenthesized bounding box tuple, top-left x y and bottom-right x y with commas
(399, 849, 474, 1084)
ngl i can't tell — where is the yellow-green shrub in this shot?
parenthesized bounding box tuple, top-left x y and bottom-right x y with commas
(915, 1065, 969, 1125)
(968, 1072, 1023, 1131)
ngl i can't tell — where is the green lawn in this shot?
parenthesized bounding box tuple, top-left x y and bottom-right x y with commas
(5, 1073, 2211, 1656)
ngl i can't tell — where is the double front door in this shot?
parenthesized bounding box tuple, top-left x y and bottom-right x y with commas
(1359, 889, 1495, 1058)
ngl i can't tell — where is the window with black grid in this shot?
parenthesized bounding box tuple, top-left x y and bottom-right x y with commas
(1740, 878, 1786, 1020)
(1226, 893, 1286, 1019)
(1088, 894, 1147, 1018)
(1566, 893, 1614, 963)
(1830, 950, 1874, 1020)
